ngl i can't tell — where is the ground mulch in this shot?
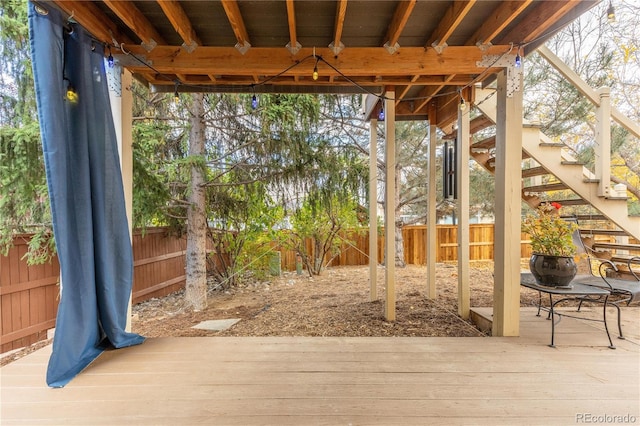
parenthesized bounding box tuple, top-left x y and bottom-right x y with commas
(131, 261, 539, 338)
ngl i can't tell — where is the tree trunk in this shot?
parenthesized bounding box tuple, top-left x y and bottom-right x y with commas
(185, 93, 208, 310)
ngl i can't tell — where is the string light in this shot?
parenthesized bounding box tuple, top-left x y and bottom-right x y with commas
(607, 1, 615, 23)
(312, 59, 319, 81)
(515, 48, 522, 67)
(107, 45, 114, 68)
(459, 97, 466, 111)
(173, 82, 179, 104)
(251, 94, 258, 109)
(378, 101, 385, 120)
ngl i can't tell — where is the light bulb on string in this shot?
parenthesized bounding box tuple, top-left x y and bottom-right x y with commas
(173, 82, 180, 104)
(107, 45, 114, 68)
(515, 48, 522, 67)
(459, 97, 466, 111)
(251, 94, 258, 109)
(64, 78, 78, 103)
(378, 102, 385, 121)
(312, 59, 319, 81)
(607, 1, 615, 23)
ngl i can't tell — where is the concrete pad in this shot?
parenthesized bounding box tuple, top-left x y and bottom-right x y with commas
(192, 319, 241, 331)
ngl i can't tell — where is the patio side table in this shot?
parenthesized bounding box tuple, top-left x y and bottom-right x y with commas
(520, 272, 615, 349)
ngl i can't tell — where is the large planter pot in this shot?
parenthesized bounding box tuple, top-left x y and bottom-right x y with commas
(529, 253, 577, 287)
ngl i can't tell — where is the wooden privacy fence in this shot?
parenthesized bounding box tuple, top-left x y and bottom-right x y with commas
(0, 234, 60, 354)
(1, 228, 188, 353)
(277, 224, 530, 270)
(0, 224, 549, 353)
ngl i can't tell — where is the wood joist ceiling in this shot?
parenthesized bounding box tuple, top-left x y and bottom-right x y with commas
(49, 0, 596, 125)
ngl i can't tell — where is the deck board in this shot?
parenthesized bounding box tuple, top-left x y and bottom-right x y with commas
(1, 309, 638, 425)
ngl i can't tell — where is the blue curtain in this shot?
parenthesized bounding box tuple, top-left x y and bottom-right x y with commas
(28, 2, 144, 388)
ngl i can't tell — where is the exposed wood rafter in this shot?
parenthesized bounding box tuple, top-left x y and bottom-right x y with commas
(285, 0, 299, 51)
(467, 0, 533, 46)
(220, 0, 250, 46)
(103, 0, 166, 48)
(497, 0, 580, 45)
(384, 0, 417, 48)
(157, 0, 201, 51)
(53, 1, 132, 45)
(426, 0, 476, 49)
(331, 0, 348, 52)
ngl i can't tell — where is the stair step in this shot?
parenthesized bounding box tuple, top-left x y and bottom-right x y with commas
(539, 142, 565, 147)
(471, 136, 496, 150)
(523, 182, 568, 192)
(470, 115, 494, 134)
(583, 178, 600, 183)
(560, 160, 585, 166)
(547, 198, 588, 206)
(573, 214, 608, 221)
(521, 166, 548, 178)
(592, 242, 640, 251)
(579, 229, 629, 237)
(605, 195, 628, 201)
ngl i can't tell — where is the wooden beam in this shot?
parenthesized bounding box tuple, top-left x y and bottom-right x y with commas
(286, 0, 299, 49)
(384, 88, 396, 322)
(53, 1, 132, 45)
(157, 0, 201, 50)
(103, 0, 166, 48)
(492, 70, 522, 337)
(221, 0, 250, 45)
(413, 75, 456, 112)
(466, 0, 533, 46)
(595, 87, 612, 197)
(426, 102, 437, 300)
(122, 45, 509, 78)
(395, 75, 420, 104)
(457, 98, 470, 320)
(332, 0, 348, 51)
(384, 0, 417, 47)
(497, 0, 580, 44)
(426, 0, 476, 48)
(369, 118, 378, 301)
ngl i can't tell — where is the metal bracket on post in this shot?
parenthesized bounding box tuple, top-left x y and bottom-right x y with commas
(384, 41, 400, 54)
(235, 40, 251, 55)
(181, 40, 198, 53)
(286, 41, 302, 55)
(141, 38, 157, 52)
(329, 41, 345, 56)
(106, 63, 122, 97)
(431, 41, 447, 54)
(476, 54, 522, 97)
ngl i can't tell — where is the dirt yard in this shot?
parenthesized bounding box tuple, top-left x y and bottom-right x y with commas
(2, 261, 541, 367)
(131, 261, 539, 338)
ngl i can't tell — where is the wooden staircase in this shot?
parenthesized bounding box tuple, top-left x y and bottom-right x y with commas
(470, 87, 639, 269)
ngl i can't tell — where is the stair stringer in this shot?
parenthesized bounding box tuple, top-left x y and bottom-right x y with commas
(474, 89, 640, 241)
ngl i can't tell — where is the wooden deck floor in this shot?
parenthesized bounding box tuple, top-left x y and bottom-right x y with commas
(2, 308, 639, 425)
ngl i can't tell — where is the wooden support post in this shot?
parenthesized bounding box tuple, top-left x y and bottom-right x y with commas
(109, 67, 134, 331)
(426, 105, 437, 299)
(493, 70, 523, 337)
(384, 89, 396, 321)
(369, 118, 378, 301)
(456, 94, 470, 319)
(595, 87, 611, 197)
